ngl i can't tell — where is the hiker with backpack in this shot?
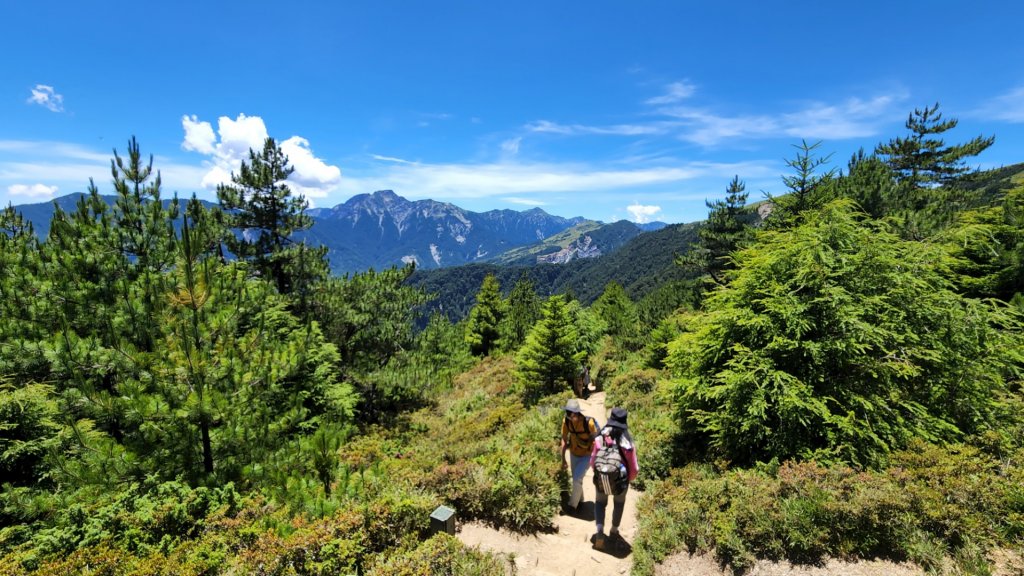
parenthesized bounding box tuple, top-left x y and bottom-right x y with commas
(590, 406, 638, 550)
(560, 398, 600, 515)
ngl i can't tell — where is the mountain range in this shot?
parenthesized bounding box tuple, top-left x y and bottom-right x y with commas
(8, 189, 666, 275)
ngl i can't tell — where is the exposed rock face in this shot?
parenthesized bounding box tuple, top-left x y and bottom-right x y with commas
(305, 190, 585, 273)
(536, 235, 602, 264)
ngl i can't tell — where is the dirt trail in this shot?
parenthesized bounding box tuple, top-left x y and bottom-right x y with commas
(458, 389, 638, 575)
(456, 389, 929, 576)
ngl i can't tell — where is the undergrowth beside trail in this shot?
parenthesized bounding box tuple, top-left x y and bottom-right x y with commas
(351, 354, 566, 533)
(630, 441, 1024, 576)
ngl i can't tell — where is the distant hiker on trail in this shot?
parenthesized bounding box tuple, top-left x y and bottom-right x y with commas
(560, 398, 600, 516)
(590, 406, 638, 551)
(574, 364, 592, 398)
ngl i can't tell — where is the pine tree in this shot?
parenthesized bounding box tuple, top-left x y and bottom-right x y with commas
(311, 265, 429, 374)
(834, 149, 899, 220)
(107, 137, 180, 352)
(216, 137, 326, 296)
(678, 175, 752, 286)
(109, 137, 179, 274)
(767, 140, 836, 228)
(876, 102, 994, 194)
(942, 185, 1024, 302)
(500, 275, 541, 351)
(593, 281, 639, 343)
(515, 294, 583, 399)
(668, 199, 1023, 467)
(465, 274, 506, 356)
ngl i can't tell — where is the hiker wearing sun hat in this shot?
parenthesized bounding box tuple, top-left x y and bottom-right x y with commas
(560, 398, 600, 515)
(589, 406, 638, 550)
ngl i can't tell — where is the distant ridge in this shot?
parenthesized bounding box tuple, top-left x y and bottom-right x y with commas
(301, 190, 590, 273)
(10, 190, 659, 275)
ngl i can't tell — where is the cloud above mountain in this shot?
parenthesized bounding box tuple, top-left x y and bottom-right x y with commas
(181, 114, 341, 201)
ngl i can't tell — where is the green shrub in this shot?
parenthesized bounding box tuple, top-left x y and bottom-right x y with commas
(634, 443, 1024, 576)
(366, 533, 509, 576)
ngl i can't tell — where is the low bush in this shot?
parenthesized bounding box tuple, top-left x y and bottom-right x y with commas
(366, 533, 509, 575)
(633, 441, 1024, 575)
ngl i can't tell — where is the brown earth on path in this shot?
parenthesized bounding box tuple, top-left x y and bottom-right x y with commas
(458, 388, 638, 575)
(456, 384, 986, 576)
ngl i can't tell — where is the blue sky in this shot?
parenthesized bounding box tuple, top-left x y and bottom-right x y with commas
(3, 1, 1024, 224)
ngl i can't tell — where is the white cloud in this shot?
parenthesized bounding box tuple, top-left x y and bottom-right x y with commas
(279, 136, 342, 199)
(181, 115, 217, 154)
(27, 85, 64, 112)
(347, 156, 768, 202)
(214, 114, 270, 166)
(501, 137, 522, 155)
(8, 183, 59, 199)
(0, 140, 110, 162)
(645, 81, 697, 105)
(977, 86, 1024, 123)
(626, 203, 662, 223)
(525, 120, 666, 136)
(371, 154, 419, 165)
(181, 114, 341, 201)
(781, 96, 898, 139)
(528, 92, 903, 147)
(503, 196, 546, 206)
(657, 94, 902, 145)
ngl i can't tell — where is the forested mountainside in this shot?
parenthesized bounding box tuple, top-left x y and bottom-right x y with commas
(406, 220, 701, 321)
(3, 106, 1024, 575)
(489, 219, 648, 266)
(12, 189, 653, 275)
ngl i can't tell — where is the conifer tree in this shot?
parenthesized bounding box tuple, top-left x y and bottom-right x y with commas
(0, 206, 43, 357)
(465, 274, 505, 356)
(311, 265, 429, 374)
(593, 281, 639, 343)
(158, 207, 354, 482)
(500, 276, 541, 351)
(107, 137, 180, 352)
(766, 141, 836, 228)
(515, 294, 583, 399)
(216, 137, 326, 296)
(668, 199, 1023, 467)
(942, 185, 1024, 302)
(834, 149, 899, 220)
(679, 175, 752, 286)
(109, 137, 179, 274)
(876, 102, 994, 194)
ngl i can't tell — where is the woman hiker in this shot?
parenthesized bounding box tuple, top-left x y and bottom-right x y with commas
(590, 406, 638, 550)
(560, 398, 600, 515)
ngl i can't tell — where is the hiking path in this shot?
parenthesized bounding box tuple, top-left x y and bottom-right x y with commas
(458, 388, 638, 575)
(455, 386, 929, 576)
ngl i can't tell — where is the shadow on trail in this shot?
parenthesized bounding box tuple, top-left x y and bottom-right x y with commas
(590, 533, 633, 559)
(560, 500, 597, 522)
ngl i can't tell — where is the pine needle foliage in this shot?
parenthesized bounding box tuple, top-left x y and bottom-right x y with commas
(215, 137, 327, 297)
(499, 275, 542, 351)
(678, 175, 753, 286)
(515, 294, 584, 400)
(876, 102, 994, 193)
(464, 274, 506, 357)
(668, 199, 1024, 467)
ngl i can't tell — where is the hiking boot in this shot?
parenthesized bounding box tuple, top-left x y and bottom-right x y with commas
(591, 532, 607, 551)
(560, 502, 579, 516)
